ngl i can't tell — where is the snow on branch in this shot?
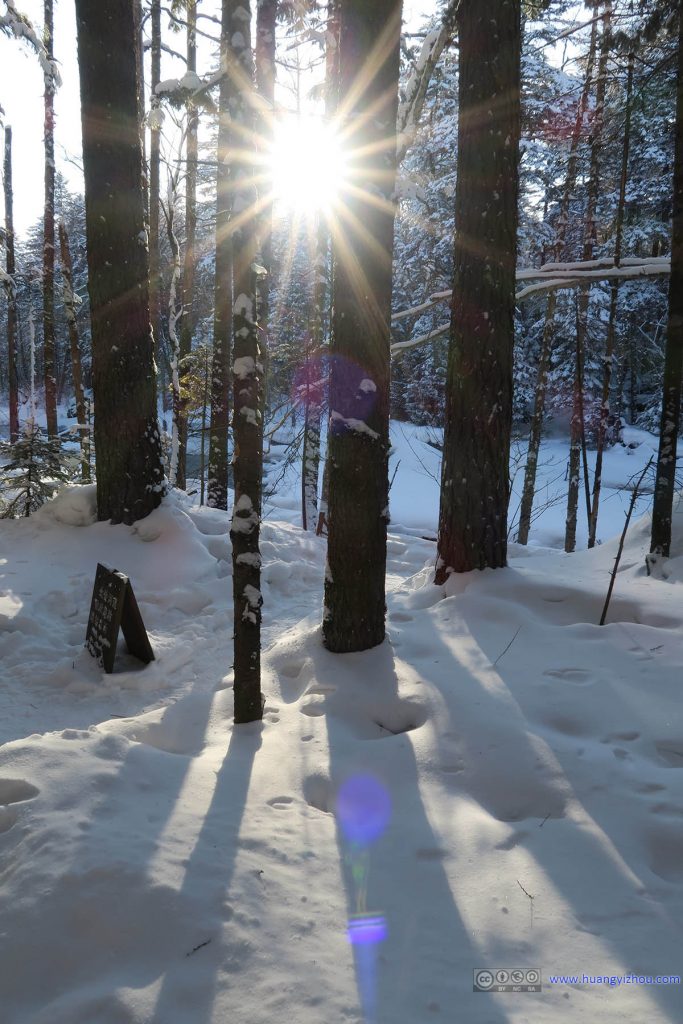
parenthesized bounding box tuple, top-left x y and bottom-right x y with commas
(391, 257, 671, 356)
(396, 0, 460, 165)
(0, 0, 61, 87)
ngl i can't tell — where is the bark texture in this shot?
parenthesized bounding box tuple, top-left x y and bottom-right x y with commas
(322, 0, 402, 652)
(651, 8, 683, 557)
(75, 0, 164, 524)
(435, 0, 521, 579)
(228, 0, 264, 723)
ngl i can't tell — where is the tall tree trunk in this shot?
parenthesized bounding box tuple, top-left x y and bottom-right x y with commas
(149, 0, 162, 358)
(207, 0, 234, 510)
(58, 220, 90, 481)
(565, 5, 610, 554)
(3, 127, 19, 443)
(435, 0, 521, 579)
(301, 0, 339, 530)
(589, 45, 634, 547)
(322, 0, 403, 651)
(176, 0, 198, 491)
(229, 0, 264, 724)
(516, 16, 599, 545)
(74, 0, 164, 524)
(43, 0, 58, 437)
(650, 8, 683, 558)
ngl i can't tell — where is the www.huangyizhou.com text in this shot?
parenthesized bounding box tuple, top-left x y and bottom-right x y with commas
(548, 974, 680, 987)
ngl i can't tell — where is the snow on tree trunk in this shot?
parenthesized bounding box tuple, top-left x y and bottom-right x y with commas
(434, 0, 521, 579)
(3, 126, 19, 443)
(322, 0, 402, 652)
(74, 0, 165, 525)
(589, 40, 633, 549)
(517, 16, 598, 546)
(229, 0, 264, 724)
(207, 0, 234, 511)
(650, 8, 683, 558)
(396, 0, 458, 165)
(58, 220, 90, 481)
(176, 0, 198, 493)
(42, 0, 57, 438)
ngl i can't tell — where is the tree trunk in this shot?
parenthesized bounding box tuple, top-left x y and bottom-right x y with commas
(43, 0, 58, 437)
(207, 0, 234, 510)
(3, 127, 19, 443)
(651, 8, 683, 557)
(74, 0, 165, 524)
(322, 0, 402, 651)
(176, 0, 198, 491)
(565, 4, 610, 554)
(589, 45, 634, 547)
(149, 0, 162, 358)
(516, 16, 598, 545)
(58, 220, 90, 481)
(228, 0, 264, 724)
(435, 0, 521, 579)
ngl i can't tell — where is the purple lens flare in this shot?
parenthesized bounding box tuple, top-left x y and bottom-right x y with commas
(347, 913, 388, 945)
(336, 774, 391, 846)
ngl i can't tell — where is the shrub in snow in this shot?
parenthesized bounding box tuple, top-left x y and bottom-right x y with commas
(0, 423, 77, 518)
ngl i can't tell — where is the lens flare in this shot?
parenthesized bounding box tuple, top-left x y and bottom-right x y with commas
(336, 774, 391, 846)
(270, 116, 348, 215)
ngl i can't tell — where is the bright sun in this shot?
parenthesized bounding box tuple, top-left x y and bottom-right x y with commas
(269, 116, 347, 215)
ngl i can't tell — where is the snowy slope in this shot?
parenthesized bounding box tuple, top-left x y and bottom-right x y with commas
(0, 434, 682, 1023)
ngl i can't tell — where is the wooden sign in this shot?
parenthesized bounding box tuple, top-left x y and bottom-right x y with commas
(85, 563, 154, 673)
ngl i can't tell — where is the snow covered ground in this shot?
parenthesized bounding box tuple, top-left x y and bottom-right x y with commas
(1, 423, 682, 1023)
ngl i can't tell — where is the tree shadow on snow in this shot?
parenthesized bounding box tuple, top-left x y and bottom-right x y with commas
(303, 637, 512, 1024)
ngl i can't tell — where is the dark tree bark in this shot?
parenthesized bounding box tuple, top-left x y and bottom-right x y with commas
(43, 0, 58, 437)
(435, 0, 521, 579)
(58, 220, 90, 481)
(651, 7, 683, 557)
(207, 0, 234, 510)
(149, 0, 162, 357)
(75, 0, 165, 524)
(176, 0, 198, 491)
(322, 0, 402, 652)
(3, 127, 19, 443)
(228, 0, 264, 723)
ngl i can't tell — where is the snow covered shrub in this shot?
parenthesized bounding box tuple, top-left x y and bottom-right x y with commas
(0, 422, 77, 518)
